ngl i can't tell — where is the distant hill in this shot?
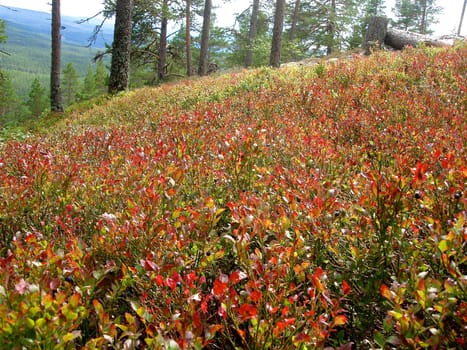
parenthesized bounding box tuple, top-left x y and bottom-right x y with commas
(0, 6, 113, 47)
(0, 7, 113, 98)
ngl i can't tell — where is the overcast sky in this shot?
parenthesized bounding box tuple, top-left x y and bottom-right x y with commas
(0, 0, 465, 35)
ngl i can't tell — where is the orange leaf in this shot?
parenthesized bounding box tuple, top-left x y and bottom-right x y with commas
(380, 284, 392, 300)
(334, 314, 347, 326)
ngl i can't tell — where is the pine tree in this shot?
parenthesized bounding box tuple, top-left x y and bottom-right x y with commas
(62, 62, 79, 107)
(270, 0, 286, 67)
(393, 0, 441, 34)
(198, 0, 212, 76)
(109, 0, 133, 93)
(245, 0, 260, 68)
(81, 65, 97, 100)
(94, 60, 108, 95)
(347, 0, 386, 50)
(459, 0, 467, 35)
(0, 74, 28, 125)
(1, 20, 8, 81)
(51, 0, 63, 112)
(185, 0, 193, 76)
(0, 74, 18, 117)
(27, 78, 48, 118)
(0, 20, 6, 44)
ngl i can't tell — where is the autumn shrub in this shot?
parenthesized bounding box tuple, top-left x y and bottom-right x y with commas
(0, 45, 465, 349)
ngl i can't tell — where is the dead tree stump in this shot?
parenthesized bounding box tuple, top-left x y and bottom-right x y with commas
(364, 16, 389, 55)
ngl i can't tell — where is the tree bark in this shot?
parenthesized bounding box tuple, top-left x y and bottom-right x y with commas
(270, 0, 285, 68)
(364, 16, 388, 55)
(198, 0, 212, 76)
(289, 0, 301, 42)
(458, 0, 466, 35)
(186, 0, 192, 76)
(325, 0, 337, 55)
(158, 0, 168, 82)
(384, 27, 450, 50)
(109, 0, 133, 94)
(51, 0, 63, 112)
(420, 0, 427, 34)
(245, 0, 260, 68)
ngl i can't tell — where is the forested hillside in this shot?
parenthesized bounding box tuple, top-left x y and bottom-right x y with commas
(0, 44, 465, 349)
(0, 6, 112, 97)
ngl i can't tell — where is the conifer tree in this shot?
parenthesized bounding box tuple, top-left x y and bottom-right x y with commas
(245, 0, 260, 68)
(51, 0, 63, 112)
(109, 0, 133, 93)
(198, 0, 212, 76)
(81, 65, 97, 100)
(0, 74, 20, 119)
(393, 0, 441, 34)
(94, 60, 108, 95)
(270, 0, 286, 67)
(62, 62, 79, 107)
(27, 78, 48, 118)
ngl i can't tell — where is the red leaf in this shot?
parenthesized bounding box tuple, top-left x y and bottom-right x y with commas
(155, 275, 163, 287)
(294, 332, 311, 342)
(212, 278, 228, 297)
(201, 300, 208, 314)
(342, 280, 351, 296)
(193, 311, 202, 329)
(250, 290, 262, 303)
(144, 259, 158, 272)
(412, 162, 428, 186)
(238, 303, 257, 320)
(229, 271, 240, 284)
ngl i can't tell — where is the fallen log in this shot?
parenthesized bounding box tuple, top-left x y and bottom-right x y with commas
(384, 28, 452, 50)
(364, 16, 456, 54)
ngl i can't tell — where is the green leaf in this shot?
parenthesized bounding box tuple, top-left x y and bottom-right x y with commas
(26, 318, 35, 328)
(63, 332, 79, 342)
(438, 240, 448, 253)
(374, 331, 385, 347)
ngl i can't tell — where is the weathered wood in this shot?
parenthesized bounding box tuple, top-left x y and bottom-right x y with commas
(384, 28, 451, 50)
(364, 16, 455, 53)
(364, 16, 389, 55)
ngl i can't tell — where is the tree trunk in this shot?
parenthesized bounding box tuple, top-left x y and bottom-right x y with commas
(186, 0, 192, 76)
(51, 0, 63, 112)
(364, 16, 388, 55)
(289, 0, 301, 42)
(245, 0, 260, 68)
(384, 27, 450, 50)
(420, 0, 427, 34)
(158, 0, 168, 82)
(326, 0, 336, 55)
(109, 0, 133, 94)
(198, 0, 212, 76)
(458, 0, 466, 35)
(270, 0, 285, 68)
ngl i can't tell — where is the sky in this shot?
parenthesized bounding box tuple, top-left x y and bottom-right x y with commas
(0, 0, 465, 36)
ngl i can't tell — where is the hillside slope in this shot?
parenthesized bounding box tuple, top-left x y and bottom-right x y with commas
(0, 46, 466, 349)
